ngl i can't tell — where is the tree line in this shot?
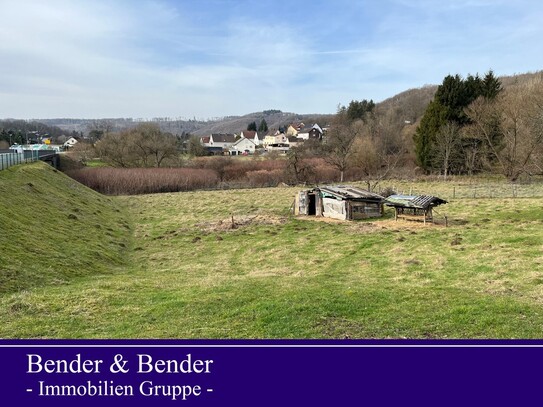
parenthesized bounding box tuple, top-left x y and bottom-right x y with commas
(285, 98, 404, 191)
(414, 71, 543, 180)
(287, 70, 543, 189)
(0, 119, 75, 147)
(68, 70, 543, 187)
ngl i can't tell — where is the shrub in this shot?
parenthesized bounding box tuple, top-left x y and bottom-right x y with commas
(245, 169, 285, 187)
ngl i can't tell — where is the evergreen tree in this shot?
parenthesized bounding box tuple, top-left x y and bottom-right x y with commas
(414, 100, 448, 170)
(346, 99, 375, 122)
(414, 71, 500, 172)
(434, 74, 481, 124)
(481, 70, 503, 100)
(258, 119, 268, 132)
(247, 121, 257, 131)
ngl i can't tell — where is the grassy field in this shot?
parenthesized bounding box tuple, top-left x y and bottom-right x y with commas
(2, 163, 543, 338)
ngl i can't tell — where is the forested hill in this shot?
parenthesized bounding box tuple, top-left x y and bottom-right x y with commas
(33, 111, 333, 137)
(7, 70, 542, 138)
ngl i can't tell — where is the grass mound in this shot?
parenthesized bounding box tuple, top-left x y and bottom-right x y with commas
(0, 162, 132, 294)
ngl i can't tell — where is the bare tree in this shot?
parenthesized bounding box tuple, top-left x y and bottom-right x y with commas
(466, 79, 543, 180)
(322, 109, 360, 182)
(96, 123, 178, 168)
(459, 128, 485, 176)
(350, 133, 402, 191)
(88, 120, 114, 143)
(433, 121, 461, 180)
(135, 123, 178, 167)
(285, 146, 312, 185)
(70, 142, 97, 165)
(96, 132, 134, 167)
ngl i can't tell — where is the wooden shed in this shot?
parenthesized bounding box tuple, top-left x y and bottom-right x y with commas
(295, 186, 384, 220)
(385, 195, 447, 224)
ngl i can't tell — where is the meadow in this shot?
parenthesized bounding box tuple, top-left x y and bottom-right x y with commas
(1, 162, 543, 338)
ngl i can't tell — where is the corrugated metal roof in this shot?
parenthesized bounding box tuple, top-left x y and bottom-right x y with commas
(318, 185, 384, 201)
(385, 195, 447, 209)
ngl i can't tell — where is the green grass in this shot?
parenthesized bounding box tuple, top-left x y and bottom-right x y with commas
(84, 159, 110, 168)
(0, 162, 131, 294)
(2, 166, 543, 338)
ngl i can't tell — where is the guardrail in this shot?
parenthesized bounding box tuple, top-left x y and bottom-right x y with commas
(0, 150, 47, 171)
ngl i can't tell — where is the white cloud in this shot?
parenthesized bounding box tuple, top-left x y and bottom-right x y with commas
(1, 0, 542, 118)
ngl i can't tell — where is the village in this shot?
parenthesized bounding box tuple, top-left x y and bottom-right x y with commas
(198, 122, 326, 156)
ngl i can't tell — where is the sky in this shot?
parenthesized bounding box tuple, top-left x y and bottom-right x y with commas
(1, 0, 542, 119)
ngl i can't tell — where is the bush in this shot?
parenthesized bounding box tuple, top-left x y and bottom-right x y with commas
(65, 157, 357, 195)
(245, 169, 284, 187)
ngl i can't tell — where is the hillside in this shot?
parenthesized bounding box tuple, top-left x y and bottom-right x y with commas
(37, 112, 333, 137)
(3, 175, 543, 338)
(0, 162, 132, 294)
(28, 70, 543, 139)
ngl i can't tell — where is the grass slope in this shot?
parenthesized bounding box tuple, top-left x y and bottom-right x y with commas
(0, 162, 131, 294)
(1, 172, 543, 338)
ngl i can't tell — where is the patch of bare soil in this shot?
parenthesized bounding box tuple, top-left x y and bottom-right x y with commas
(347, 219, 446, 234)
(195, 215, 288, 232)
(294, 216, 449, 233)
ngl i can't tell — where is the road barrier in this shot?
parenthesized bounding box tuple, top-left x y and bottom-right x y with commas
(0, 151, 40, 171)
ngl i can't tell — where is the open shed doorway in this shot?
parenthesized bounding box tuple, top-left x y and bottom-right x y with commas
(297, 190, 320, 216)
(307, 191, 317, 215)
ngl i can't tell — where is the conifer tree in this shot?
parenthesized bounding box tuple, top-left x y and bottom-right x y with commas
(258, 119, 268, 132)
(414, 71, 500, 172)
(481, 70, 503, 100)
(414, 100, 448, 170)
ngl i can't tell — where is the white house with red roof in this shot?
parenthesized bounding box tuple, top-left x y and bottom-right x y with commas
(239, 130, 262, 146)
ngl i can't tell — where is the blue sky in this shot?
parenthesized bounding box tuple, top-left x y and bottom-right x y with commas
(1, 0, 542, 119)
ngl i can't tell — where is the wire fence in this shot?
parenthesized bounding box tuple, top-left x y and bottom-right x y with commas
(376, 181, 543, 200)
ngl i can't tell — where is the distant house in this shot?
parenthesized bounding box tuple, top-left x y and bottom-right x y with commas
(199, 135, 236, 155)
(297, 124, 324, 141)
(295, 185, 384, 221)
(207, 133, 236, 149)
(230, 137, 256, 155)
(63, 137, 78, 149)
(286, 122, 305, 137)
(308, 123, 324, 140)
(263, 131, 287, 147)
(385, 195, 447, 224)
(239, 130, 261, 146)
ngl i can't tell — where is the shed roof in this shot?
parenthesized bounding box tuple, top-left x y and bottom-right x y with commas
(318, 185, 384, 202)
(385, 195, 447, 209)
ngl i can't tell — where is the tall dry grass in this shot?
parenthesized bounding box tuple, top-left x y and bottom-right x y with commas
(66, 167, 219, 195)
(65, 157, 349, 195)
